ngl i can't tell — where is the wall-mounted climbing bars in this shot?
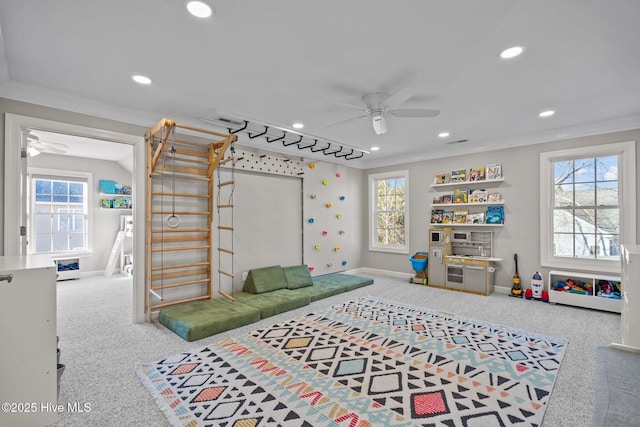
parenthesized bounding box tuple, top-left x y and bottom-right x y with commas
(202, 115, 367, 160)
(145, 118, 237, 321)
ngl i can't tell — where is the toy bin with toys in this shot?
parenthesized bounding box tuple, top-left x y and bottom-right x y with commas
(548, 270, 622, 313)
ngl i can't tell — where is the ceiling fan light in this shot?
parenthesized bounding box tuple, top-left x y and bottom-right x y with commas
(372, 115, 387, 135)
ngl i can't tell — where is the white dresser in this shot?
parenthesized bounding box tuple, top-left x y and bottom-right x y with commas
(0, 255, 58, 427)
(621, 244, 640, 349)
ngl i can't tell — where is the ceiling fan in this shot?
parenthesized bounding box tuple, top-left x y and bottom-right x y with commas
(25, 131, 68, 156)
(329, 86, 440, 135)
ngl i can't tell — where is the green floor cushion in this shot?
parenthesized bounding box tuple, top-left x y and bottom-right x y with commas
(283, 265, 314, 289)
(288, 282, 346, 302)
(234, 289, 310, 318)
(243, 265, 287, 294)
(313, 273, 374, 291)
(159, 298, 261, 342)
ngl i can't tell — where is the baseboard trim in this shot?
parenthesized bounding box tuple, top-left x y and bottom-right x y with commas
(346, 267, 413, 280)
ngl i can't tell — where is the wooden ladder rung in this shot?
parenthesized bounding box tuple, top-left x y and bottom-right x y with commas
(218, 247, 234, 254)
(151, 227, 210, 234)
(218, 269, 235, 278)
(151, 261, 210, 272)
(217, 204, 234, 209)
(152, 192, 210, 199)
(152, 245, 211, 252)
(218, 180, 235, 187)
(217, 226, 234, 231)
(219, 291, 235, 302)
(151, 211, 211, 216)
(151, 268, 209, 281)
(152, 235, 208, 244)
(150, 295, 211, 309)
(151, 278, 210, 289)
(219, 157, 234, 165)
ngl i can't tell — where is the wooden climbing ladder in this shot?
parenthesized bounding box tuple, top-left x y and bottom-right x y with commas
(145, 118, 236, 321)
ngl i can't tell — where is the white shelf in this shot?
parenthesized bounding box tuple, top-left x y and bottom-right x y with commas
(431, 178, 504, 188)
(430, 201, 504, 207)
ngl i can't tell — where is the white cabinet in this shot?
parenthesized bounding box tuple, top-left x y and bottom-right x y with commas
(548, 270, 621, 313)
(621, 244, 640, 348)
(0, 255, 58, 427)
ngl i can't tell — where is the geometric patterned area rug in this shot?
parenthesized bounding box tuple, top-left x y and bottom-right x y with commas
(137, 297, 567, 426)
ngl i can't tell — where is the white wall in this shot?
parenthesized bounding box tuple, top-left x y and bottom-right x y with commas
(28, 153, 133, 272)
(362, 129, 640, 290)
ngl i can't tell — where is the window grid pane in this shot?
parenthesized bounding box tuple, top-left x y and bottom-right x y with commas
(374, 176, 406, 248)
(552, 155, 620, 260)
(33, 177, 88, 254)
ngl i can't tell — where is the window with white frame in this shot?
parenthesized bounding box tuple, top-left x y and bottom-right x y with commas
(369, 170, 409, 254)
(29, 169, 92, 255)
(540, 141, 636, 273)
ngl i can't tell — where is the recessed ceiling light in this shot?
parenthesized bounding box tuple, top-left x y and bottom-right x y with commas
(370, 146, 380, 151)
(186, 1, 213, 18)
(292, 122, 304, 129)
(132, 74, 152, 85)
(539, 110, 556, 118)
(499, 46, 525, 59)
(438, 131, 450, 138)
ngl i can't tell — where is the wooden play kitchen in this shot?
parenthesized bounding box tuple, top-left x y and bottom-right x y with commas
(428, 227, 501, 295)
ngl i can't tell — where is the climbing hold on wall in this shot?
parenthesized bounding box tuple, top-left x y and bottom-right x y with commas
(315, 244, 321, 250)
(334, 246, 340, 252)
(308, 218, 315, 224)
(322, 179, 329, 185)
(310, 194, 316, 199)
(342, 260, 348, 266)
(336, 172, 341, 178)
(322, 230, 328, 236)
(339, 195, 346, 201)
(339, 230, 346, 235)
(336, 213, 343, 219)
(309, 163, 316, 169)
(327, 262, 333, 267)
(308, 266, 314, 272)
(325, 202, 332, 208)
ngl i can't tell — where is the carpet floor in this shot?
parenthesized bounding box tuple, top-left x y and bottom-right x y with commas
(52, 272, 620, 426)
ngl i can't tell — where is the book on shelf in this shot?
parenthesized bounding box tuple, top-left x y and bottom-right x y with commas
(469, 167, 486, 181)
(486, 163, 502, 180)
(431, 209, 444, 224)
(434, 172, 450, 184)
(467, 212, 485, 224)
(433, 195, 443, 204)
(453, 209, 468, 224)
(487, 191, 502, 202)
(450, 169, 466, 182)
(486, 206, 505, 224)
(452, 188, 468, 204)
(442, 193, 453, 204)
(442, 211, 453, 224)
(469, 189, 487, 203)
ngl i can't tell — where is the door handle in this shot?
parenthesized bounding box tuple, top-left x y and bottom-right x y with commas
(466, 266, 484, 270)
(0, 273, 13, 283)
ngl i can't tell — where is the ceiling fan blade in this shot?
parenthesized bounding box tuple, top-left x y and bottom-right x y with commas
(381, 86, 417, 108)
(326, 114, 369, 129)
(388, 108, 440, 118)
(37, 140, 69, 149)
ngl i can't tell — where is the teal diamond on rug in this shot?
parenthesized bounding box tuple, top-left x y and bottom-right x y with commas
(138, 296, 567, 426)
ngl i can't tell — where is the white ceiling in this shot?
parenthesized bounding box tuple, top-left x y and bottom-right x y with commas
(1, 0, 639, 168)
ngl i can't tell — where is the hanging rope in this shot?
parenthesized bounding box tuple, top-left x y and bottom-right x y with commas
(166, 127, 180, 229)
